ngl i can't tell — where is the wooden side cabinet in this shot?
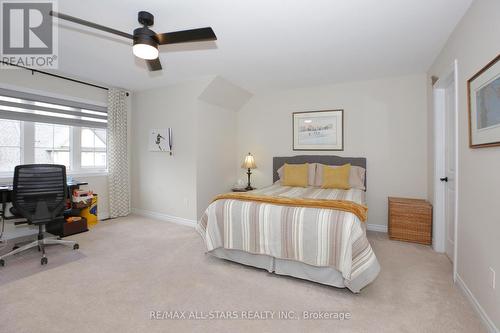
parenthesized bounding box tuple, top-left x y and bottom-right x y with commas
(388, 197, 432, 245)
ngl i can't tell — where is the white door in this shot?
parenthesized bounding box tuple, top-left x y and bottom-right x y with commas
(443, 81, 456, 262)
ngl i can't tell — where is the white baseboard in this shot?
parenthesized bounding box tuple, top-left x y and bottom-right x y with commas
(366, 223, 388, 233)
(98, 211, 109, 221)
(456, 274, 499, 333)
(131, 208, 197, 228)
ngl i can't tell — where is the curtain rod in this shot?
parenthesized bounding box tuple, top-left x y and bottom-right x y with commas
(0, 61, 129, 96)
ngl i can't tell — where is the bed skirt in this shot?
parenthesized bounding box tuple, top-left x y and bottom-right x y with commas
(208, 247, 379, 293)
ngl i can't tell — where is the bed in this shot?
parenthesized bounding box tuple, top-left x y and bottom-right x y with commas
(196, 155, 380, 292)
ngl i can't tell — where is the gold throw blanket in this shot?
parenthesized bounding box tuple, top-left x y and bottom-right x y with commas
(213, 192, 368, 222)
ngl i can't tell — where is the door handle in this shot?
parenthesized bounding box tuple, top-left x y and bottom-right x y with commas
(440, 177, 448, 182)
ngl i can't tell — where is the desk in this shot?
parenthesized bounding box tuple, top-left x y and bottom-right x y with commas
(0, 180, 88, 253)
(0, 180, 88, 219)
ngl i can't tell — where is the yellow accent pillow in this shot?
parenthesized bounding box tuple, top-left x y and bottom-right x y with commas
(282, 163, 309, 187)
(322, 164, 351, 189)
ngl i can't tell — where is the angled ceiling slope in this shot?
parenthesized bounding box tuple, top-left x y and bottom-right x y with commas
(198, 76, 252, 111)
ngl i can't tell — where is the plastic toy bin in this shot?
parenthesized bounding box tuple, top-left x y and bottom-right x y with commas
(80, 194, 98, 228)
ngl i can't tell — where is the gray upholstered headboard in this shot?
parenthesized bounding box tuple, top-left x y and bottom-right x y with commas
(272, 155, 367, 189)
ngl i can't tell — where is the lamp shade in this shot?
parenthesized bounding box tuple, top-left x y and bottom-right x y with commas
(241, 153, 257, 169)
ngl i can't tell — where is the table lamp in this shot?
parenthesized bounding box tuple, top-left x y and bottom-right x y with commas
(241, 152, 257, 190)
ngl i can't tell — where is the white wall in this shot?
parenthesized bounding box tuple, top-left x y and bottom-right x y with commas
(428, 0, 500, 329)
(0, 68, 112, 219)
(237, 74, 428, 228)
(131, 79, 207, 221)
(131, 76, 241, 221)
(195, 101, 237, 219)
(0, 68, 108, 104)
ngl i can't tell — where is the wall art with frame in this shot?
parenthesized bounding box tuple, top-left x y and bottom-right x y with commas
(468, 54, 500, 148)
(292, 109, 344, 151)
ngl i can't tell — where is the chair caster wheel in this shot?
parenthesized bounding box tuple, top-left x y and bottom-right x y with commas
(12, 246, 19, 250)
(73, 244, 79, 250)
(41, 257, 48, 265)
(0, 259, 4, 267)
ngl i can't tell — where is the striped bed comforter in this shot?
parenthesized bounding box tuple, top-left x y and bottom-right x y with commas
(197, 184, 380, 292)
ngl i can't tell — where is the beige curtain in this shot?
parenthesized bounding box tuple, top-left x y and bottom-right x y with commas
(107, 88, 130, 218)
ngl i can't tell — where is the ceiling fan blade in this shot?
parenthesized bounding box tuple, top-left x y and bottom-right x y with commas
(146, 58, 162, 71)
(156, 27, 216, 45)
(50, 11, 133, 40)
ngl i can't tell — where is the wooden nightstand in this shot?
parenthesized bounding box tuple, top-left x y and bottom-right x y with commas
(388, 197, 432, 245)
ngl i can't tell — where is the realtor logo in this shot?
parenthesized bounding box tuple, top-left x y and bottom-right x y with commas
(1, 1, 58, 68)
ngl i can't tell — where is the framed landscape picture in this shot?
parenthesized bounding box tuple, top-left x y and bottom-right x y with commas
(468, 54, 500, 148)
(292, 109, 344, 151)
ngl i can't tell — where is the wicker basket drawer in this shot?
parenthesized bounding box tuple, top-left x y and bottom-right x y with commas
(388, 197, 432, 245)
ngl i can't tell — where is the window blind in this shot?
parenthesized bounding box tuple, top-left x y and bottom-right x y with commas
(0, 88, 107, 128)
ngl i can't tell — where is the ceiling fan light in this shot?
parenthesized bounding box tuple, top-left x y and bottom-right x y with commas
(133, 42, 158, 60)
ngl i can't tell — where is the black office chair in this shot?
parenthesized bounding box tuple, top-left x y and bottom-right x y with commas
(0, 164, 79, 266)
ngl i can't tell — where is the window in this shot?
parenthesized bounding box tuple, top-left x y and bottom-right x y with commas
(81, 128, 107, 168)
(0, 119, 22, 172)
(0, 121, 107, 174)
(34, 122, 72, 168)
(0, 88, 108, 175)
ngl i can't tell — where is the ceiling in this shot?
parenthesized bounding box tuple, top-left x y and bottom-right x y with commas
(54, 0, 473, 93)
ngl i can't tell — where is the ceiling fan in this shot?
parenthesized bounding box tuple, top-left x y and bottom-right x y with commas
(49, 11, 217, 71)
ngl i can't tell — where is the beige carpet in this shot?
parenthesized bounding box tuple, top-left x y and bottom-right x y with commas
(0, 215, 485, 333)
